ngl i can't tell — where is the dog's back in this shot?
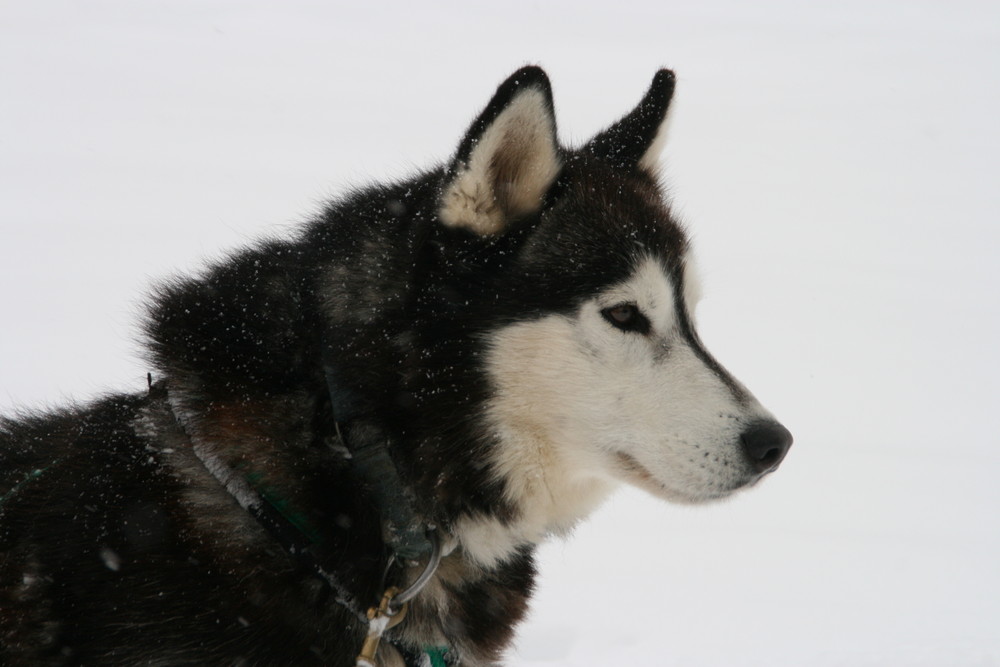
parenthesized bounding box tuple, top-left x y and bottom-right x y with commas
(0, 396, 174, 663)
(1, 389, 381, 665)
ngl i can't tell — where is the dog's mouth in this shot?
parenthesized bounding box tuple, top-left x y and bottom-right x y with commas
(614, 451, 658, 487)
(613, 451, 691, 500)
(613, 450, 755, 503)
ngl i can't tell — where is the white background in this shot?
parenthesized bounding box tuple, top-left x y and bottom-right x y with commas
(2, 2, 998, 665)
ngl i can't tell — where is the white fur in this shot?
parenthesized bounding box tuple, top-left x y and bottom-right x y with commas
(461, 256, 774, 566)
(682, 252, 703, 315)
(637, 107, 673, 174)
(439, 88, 561, 235)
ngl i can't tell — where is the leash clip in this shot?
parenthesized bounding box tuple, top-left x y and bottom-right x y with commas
(356, 587, 408, 667)
(355, 529, 443, 666)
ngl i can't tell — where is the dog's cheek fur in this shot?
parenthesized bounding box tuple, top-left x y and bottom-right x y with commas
(477, 315, 621, 551)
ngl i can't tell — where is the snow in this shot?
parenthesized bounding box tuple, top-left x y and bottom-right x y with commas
(2, 1, 998, 664)
(98, 546, 122, 572)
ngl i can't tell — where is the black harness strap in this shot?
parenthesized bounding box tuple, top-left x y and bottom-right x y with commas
(322, 363, 432, 562)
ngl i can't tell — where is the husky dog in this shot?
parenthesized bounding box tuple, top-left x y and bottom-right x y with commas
(1, 67, 792, 666)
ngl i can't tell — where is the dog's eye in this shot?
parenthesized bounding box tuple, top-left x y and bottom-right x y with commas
(601, 303, 650, 334)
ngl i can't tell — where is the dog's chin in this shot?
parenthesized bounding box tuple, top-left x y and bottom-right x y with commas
(613, 451, 757, 505)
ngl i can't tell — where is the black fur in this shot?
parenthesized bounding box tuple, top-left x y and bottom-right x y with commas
(2, 68, 687, 665)
(585, 68, 675, 169)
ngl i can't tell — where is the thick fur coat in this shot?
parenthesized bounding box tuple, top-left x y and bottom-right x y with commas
(1, 67, 791, 666)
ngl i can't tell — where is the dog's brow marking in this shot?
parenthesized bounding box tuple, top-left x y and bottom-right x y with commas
(670, 260, 750, 406)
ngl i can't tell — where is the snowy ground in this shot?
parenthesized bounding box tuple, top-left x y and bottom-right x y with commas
(2, 1, 998, 664)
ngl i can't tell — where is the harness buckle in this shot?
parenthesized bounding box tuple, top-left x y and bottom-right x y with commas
(356, 587, 408, 667)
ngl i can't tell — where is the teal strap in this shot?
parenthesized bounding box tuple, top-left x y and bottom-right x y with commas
(242, 470, 324, 544)
(1, 465, 55, 508)
(423, 646, 450, 667)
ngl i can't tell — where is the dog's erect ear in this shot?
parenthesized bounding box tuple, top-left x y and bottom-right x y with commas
(439, 66, 562, 236)
(584, 69, 676, 173)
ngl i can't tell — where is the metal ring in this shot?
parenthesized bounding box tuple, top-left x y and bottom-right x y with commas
(389, 528, 442, 612)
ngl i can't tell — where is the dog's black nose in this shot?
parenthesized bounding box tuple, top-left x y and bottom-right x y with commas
(740, 420, 793, 473)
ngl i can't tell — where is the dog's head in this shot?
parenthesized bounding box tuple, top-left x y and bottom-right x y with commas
(430, 67, 790, 530)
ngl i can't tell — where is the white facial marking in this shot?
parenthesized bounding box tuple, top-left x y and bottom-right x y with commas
(682, 252, 703, 318)
(467, 256, 776, 564)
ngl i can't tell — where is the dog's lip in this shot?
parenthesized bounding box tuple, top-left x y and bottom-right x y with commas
(613, 451, 678, 496)
(614, 451, 656, 485)
(613, 450, 758, 500)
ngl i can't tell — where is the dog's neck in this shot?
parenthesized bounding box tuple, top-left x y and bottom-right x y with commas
(448, 435, 619, 568)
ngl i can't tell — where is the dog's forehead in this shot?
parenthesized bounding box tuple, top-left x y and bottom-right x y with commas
(538, 172, 687, 277)
(503, 164, 690, 317)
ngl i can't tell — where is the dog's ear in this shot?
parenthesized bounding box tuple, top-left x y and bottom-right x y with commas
(583, 69, 676, 173)
(439, 66, 562, 236)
